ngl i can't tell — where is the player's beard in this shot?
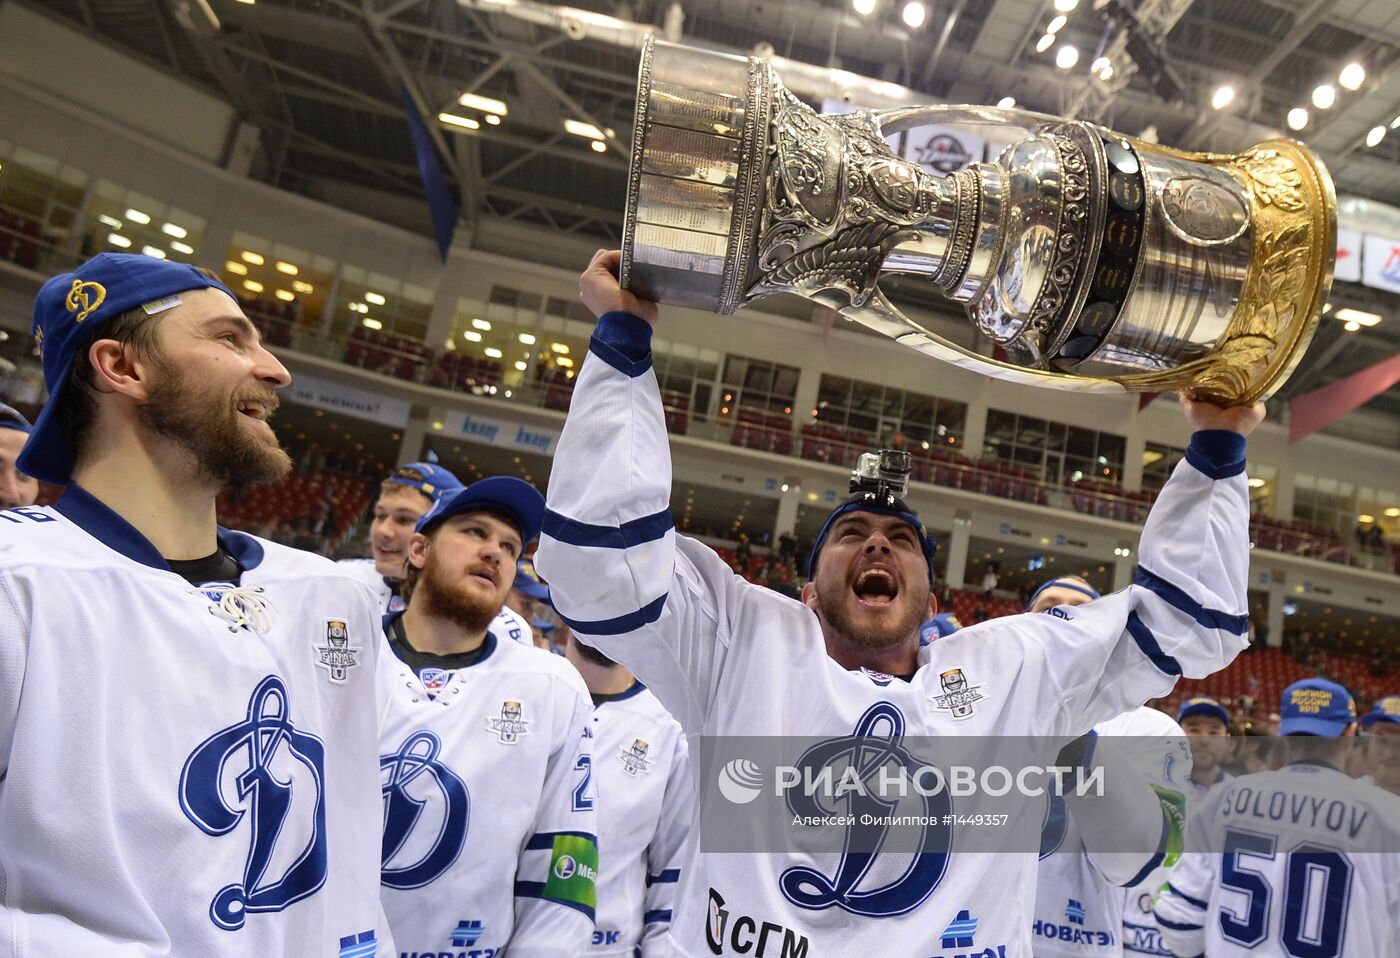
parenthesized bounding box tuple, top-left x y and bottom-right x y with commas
(816, 580, 929, 650)
(138, 358, 291, 494)
(416, 556, 502, 635)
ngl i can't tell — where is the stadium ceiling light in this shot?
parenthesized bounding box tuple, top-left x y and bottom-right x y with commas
(241, 250, 265, 265)
(98, 214, 122, 229)
(1211, 85, 1234, 110)
(591, 140, 607, 153)
(557, 356, 574, 367)
(108, 233, 132, 248)
(1055, 45, 1079, 70)
(485, 114, 501, 126)
(225, 261, 248, 275)
(1287, 107, 1309, 130)
(1343, 320, 1361, 332)
(1385, 507, 1400, 517)
(565, 119, 605, 140)
(471, 318, 491, 330)
(997, 96, 1016, 109)
(1035, 33, 1056, 53)
(457, 92, 508, 116)
(1311, 84, 1336, 109)
(362, 317, 383, 330)
(1335, 307, 1381, 326)
(161, 222, 187, 239)
(1047, 15, 1066, 33)
(852, 0, 877, 15)
(514, 360, 528, 371)
(1358, 513, 1375, 523)
(276, 261, 298, 275)
(464, 330, 482, 342)
(365, 291, 386, 305)
(550, 342, 570, 353)
(902, 1, 926, 28)
(275, 289, 294, 302)
(243, 280, 264, 293)
(1366, 125, 1386, 147)
(484, 347, 504, 358)
(1100, 64, 1114, 80)
(519, 332, 537, 344)
(1091, 56, 1110, 74)
(125, 208, 151, 225)
(438, 112, 479, 130)
(170, 240, 194, 255)
(1053, 0, 1077, 10)
(1339, 62, 1365, 90)
(292, 280, 313, 293)
(141, 245, 166, 259)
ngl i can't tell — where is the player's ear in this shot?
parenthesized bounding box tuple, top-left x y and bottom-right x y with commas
(88, 338, 151, 401)
(800, 580, 819, 612)
(406, 531, 431, 570)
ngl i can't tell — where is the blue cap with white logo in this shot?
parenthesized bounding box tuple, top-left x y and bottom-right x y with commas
(1279, 678, 1357, 736)
(1177, 695, 1230, 727)
(416, 475, 545, 544)
(1361, 695, 1400, 728)
(18, 253, 236, 485)
(384, 462, 463, 503)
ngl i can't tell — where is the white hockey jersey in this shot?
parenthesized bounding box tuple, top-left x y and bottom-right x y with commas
(1033, 708, 1191, 958)
(1153, 761, 1400, 957)
(376, 619, 598, 958)
(535, 311, 1253, 958)
(336, 558, 533, 644)
(589, 683, 692, 957)
(0, 488, 390, 957)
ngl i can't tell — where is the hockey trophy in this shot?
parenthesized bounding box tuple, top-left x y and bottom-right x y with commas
(620, 39, 1336, 405)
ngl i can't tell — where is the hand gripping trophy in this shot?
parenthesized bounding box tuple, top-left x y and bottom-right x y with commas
(620, 39, 1336, 405)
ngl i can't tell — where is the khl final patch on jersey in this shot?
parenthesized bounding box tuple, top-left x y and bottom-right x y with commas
(618, 738, 652, 776)
(486, 700, 530, 744)
(929, 668, 985, 719)
(314, 619, 360, 684)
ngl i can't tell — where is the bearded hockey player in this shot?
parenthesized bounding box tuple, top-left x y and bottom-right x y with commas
(376, 476, 597, 957)
(0, 253, 390, 955)
(534, 249, 1260, 958)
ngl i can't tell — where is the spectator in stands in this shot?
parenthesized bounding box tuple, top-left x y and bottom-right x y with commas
(980, 562, 999, 596)
(0, 403, 39, 509)
(735, 533, 752, 572)
(1176, 696, 1234, 796)
(777, 529, 797, 569)
(1226, 724, 1275, 775)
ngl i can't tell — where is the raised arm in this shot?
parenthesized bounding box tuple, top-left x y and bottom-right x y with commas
(535, 251, 746, 731)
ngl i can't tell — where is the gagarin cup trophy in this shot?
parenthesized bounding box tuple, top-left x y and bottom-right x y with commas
(620, 39, 1337, 405)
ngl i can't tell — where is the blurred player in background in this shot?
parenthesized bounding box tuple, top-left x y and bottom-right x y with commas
(1154, 678, 1400, 957)
(1176, 695, 1234, 796)
(1362, 694, 1400, 795)
(537, 250, 1259, 956)
(510, 555, 552, 620)
(1026, 575, 1193, 958)
(563, 630, 691, 957)
(0, 402, 38, 508)
(340, 460, 531, 642)
(0, 253, 390, 954)
(376, 476, 597, 957)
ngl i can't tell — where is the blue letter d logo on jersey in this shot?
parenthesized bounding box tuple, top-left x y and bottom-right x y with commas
(779, 702, 952, 918)
(380, 731, 470, 889)
(179, 675, 329, 930)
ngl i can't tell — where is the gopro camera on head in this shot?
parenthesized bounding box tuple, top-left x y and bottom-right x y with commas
(849, 449, 912, 506)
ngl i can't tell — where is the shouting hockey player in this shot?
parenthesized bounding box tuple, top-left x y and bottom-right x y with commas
(0, 253, 390, 954)
(376, 476, 598, 957)
(535, 249, 1261, 957)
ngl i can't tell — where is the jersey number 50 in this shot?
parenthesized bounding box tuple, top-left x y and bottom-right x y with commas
(1219, 827, 1353, 958)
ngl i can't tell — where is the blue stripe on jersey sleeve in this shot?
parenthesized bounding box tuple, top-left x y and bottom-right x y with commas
(643, 909, 672, 925)
(514, 880, 597, 920)
(542, 508, 673, 549)
(1127, 611, 1183, 676)
(646, 868, 680, 885)
(524, 830, 598, 850)
(1119, 814, 1170, 888)
(1184, 430, 1246, 479)
(556, 593, 668, 636)
(589, 311, 654, 377)
(1166, 883, 1209, 910)
(1134, 566, 1249, 634)
(1153, 915, 1204, 932)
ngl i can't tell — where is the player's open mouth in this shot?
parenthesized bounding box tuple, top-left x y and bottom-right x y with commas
(235, 398, 274, 425)
(466, 566, 498, 588)
(853, 568, 898, 607)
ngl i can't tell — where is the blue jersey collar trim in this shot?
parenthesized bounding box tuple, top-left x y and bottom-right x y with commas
(53, 484, 265, 573)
